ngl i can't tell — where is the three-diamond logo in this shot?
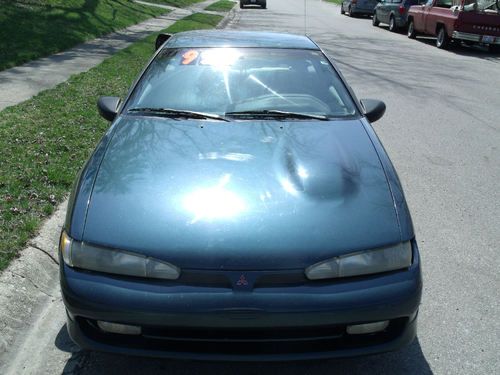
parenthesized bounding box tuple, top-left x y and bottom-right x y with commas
(236, 274, 249, 286)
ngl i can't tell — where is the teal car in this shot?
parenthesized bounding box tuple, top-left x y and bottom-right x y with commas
(59, 31, 422, 360)
(372, 0, 423, 31)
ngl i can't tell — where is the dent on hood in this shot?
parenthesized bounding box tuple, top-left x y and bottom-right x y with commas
(274, 125, 361, 202)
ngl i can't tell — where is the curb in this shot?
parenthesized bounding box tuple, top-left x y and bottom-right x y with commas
(217, 3, 240, 29)
(0, 200, 67, 374)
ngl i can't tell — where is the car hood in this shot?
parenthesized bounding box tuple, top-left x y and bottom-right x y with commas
(82, 116, 401, 270)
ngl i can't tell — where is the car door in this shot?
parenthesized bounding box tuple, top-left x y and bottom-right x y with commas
(387, 0, 399, 21)
(412, 0, 432, 32)
(423, 0, 440, 34)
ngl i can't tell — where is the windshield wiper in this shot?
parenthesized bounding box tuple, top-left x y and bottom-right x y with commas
(128, 107, 229, 122)
(225, 110, 329, 121)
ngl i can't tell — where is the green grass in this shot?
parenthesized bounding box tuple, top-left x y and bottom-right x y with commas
(205, 0, 236, 11)
(142, 0, 205, 7)
(0, 12, 223, 271)
(0, 0, 169, 72)
(325, 0, 342, 4)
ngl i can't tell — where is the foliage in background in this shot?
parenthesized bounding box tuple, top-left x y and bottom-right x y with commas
(143, 0, 205, 7)
(0, 12, 223, 271)
(205, 0, 236, 11)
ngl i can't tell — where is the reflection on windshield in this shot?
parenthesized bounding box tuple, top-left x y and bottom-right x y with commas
(248, 74, 295, 106)
(125, 48, 358, 119)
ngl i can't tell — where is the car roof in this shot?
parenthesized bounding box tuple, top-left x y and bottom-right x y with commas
(165, 30, 320, 50)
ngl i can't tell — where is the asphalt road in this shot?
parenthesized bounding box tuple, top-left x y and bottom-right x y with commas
(4, 1, 499, 374)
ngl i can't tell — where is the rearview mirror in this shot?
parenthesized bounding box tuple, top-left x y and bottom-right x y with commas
(360, 99, 386, 123)
(155, 33, 172, 51)
(97, 96, 121, 122)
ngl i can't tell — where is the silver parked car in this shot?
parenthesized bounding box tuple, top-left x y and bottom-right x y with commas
(341, 0, 378, 16)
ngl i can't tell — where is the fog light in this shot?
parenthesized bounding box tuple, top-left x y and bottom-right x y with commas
(97, 321, 141, 335)
(346, 320, 389, 335)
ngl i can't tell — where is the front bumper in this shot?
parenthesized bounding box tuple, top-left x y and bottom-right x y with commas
(452, 31, 500, 45)
(61, 242, 422, 360)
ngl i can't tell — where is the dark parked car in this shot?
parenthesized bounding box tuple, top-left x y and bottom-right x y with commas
(373, 0, 423, 31)
(240, 0, 266, 8)
(341, 0, 378, 16)
(60, 30, 422, 360)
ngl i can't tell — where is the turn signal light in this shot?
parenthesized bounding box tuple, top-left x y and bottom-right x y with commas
(346, 321, 389, 335)
(97, 321, 142, 335)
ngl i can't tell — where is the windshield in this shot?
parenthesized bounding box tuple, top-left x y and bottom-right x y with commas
(125, 48, 358, 119)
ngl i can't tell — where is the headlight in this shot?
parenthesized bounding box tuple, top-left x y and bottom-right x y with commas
(305, 242, 412, 280)
(59, 231, 180, 280)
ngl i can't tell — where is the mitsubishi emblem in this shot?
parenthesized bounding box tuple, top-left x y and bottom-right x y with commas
(236, 274, 249, 286)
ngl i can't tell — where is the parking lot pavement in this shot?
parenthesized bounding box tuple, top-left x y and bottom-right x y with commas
(1, 1, 498, 374)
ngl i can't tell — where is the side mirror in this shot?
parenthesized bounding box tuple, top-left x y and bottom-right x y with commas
(155, 33, 172, 51)
(360, 99, 386, 123)
(97, 96, 121, 122)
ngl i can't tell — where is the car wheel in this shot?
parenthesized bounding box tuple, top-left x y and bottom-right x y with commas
(240, 1, 244, 8)
(348, 6, 355, 17)
(436, 26, 450, 49)
(341, 4, 345, 14)
(261, 1, 266, 8)
(407, 20, 416, 39)
(389, 15, 397, 32)
(372, 13, 379, 26)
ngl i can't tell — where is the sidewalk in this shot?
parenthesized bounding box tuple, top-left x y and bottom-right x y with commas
(0, 0, 218, 111)
(0, 2, 237, 372)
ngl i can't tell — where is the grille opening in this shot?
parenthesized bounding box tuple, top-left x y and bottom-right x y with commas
(178, 271, 232, 288)
(80, 317, 407, 355)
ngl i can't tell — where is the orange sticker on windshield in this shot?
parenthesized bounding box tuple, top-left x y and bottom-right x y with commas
(181, 50, 199, 65)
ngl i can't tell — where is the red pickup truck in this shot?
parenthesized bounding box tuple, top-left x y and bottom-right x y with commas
(407, 0, 500, 50)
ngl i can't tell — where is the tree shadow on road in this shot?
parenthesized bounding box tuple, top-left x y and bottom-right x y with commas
(55, 325, 433, 374)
